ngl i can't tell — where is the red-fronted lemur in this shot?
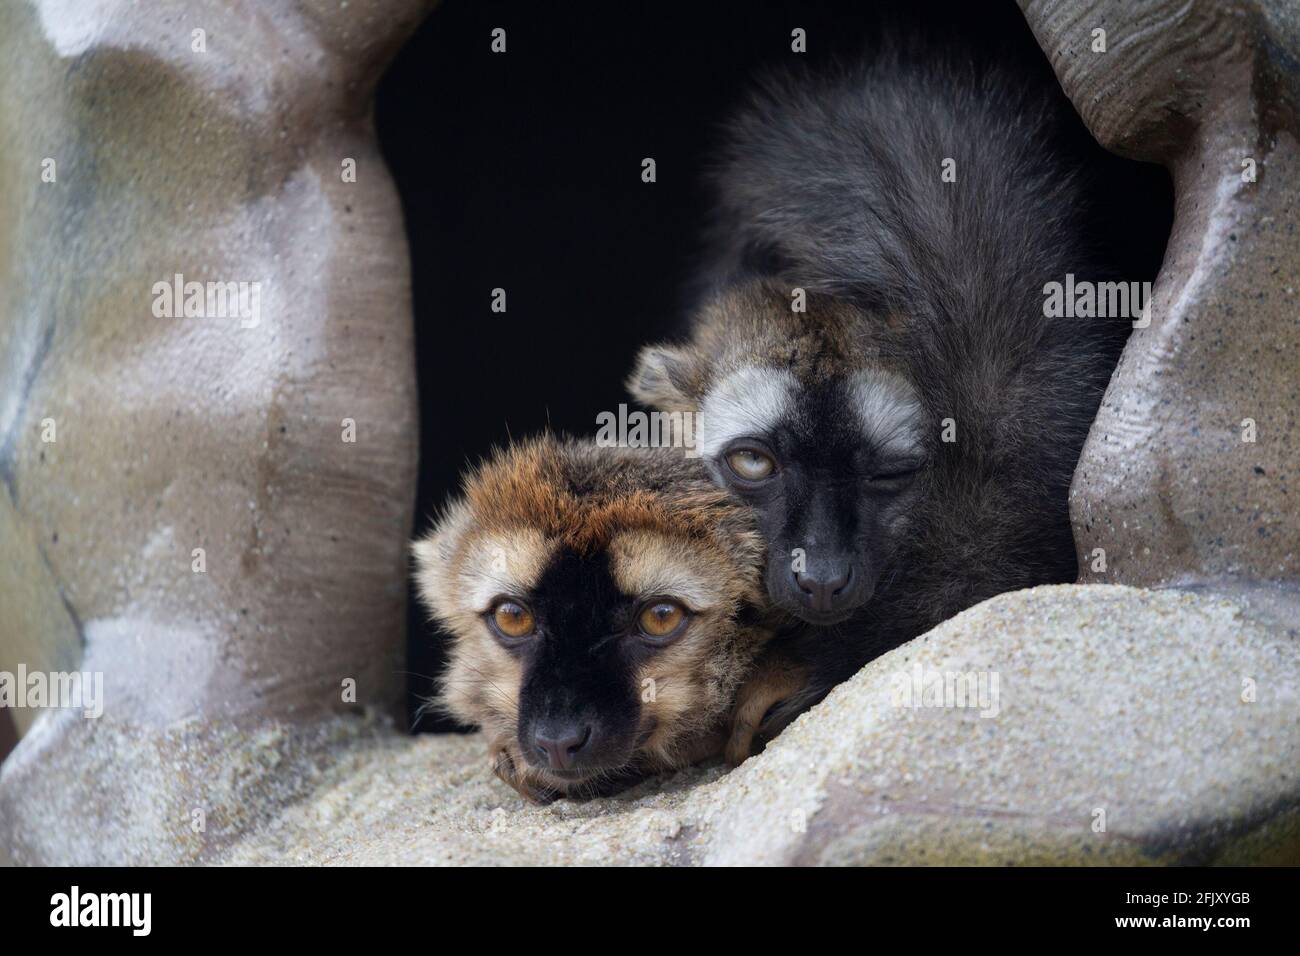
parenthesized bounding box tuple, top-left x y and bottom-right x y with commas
(413, 435, 791, 801)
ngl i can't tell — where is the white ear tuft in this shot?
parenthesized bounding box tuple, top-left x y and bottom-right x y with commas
(410, 533, 445, 617)
(411, 499, 473, 622)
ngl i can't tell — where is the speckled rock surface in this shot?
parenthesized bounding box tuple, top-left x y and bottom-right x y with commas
(1020, 0, 1300, 590)
(1, 707, 397, 865)
(208, 586, 1298, 866)
(0, 0, 431, 847)
(0, 0, 432, 719)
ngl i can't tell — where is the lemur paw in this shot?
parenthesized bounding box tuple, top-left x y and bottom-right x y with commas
(488, 737, 558, 804)
(725, 655, 807, 766)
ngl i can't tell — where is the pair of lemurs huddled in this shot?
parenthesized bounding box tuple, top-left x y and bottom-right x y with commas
(413, 47, 1132, 802)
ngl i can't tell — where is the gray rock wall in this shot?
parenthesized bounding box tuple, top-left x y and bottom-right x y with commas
(0, 0, 431, 860)
(1020, 0, 1300, 594)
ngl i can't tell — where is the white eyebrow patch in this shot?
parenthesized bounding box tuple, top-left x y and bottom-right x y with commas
(696, 366, 797, 459)
(607, 531, 727, 611)
(850, 370, 925, 457)
(459, 529, 556, 612)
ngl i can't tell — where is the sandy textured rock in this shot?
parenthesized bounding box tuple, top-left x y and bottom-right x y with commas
(206, 586, 1299, 866)
(0, 0, 431, 826)
(1020, 0, 1300, 590)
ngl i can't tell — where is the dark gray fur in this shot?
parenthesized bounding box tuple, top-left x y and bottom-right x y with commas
(693, 46, 1152, 714)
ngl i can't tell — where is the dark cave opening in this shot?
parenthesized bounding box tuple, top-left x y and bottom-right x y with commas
(374, 0, 1174, 733)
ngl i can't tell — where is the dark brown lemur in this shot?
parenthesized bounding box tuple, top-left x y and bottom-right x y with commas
(630, 41, 1142, 730)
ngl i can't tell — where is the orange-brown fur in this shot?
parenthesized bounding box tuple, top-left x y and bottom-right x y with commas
(723, 652, 809, 766)
(413, 434, 775, 800)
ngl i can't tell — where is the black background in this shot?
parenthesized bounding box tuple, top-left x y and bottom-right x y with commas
(4, 866, 1284, 936)
(375, 0, 1173, 732)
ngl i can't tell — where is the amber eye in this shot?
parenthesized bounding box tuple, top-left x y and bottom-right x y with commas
(725, 448, 776, 482)
(637, 600, 688, 642)
(489, 599, 536, 641)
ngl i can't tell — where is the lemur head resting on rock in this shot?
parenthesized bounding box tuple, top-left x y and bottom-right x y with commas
(412, 434, 770, 801)
(630, 52, 1131, 636)
(630, 280, 926, 628)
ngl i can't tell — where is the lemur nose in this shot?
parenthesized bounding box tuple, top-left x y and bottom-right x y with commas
(794, 565, 853, 613)
(533, 723, 592, 770)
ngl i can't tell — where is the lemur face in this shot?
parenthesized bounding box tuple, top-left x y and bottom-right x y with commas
(413, 436, 766, 800)
(630, 281, 929, 625)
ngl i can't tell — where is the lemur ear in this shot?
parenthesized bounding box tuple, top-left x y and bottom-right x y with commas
(410, 500, 472, 622)
(410, 534, 447, 618)
(627, 343, 699, 410)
